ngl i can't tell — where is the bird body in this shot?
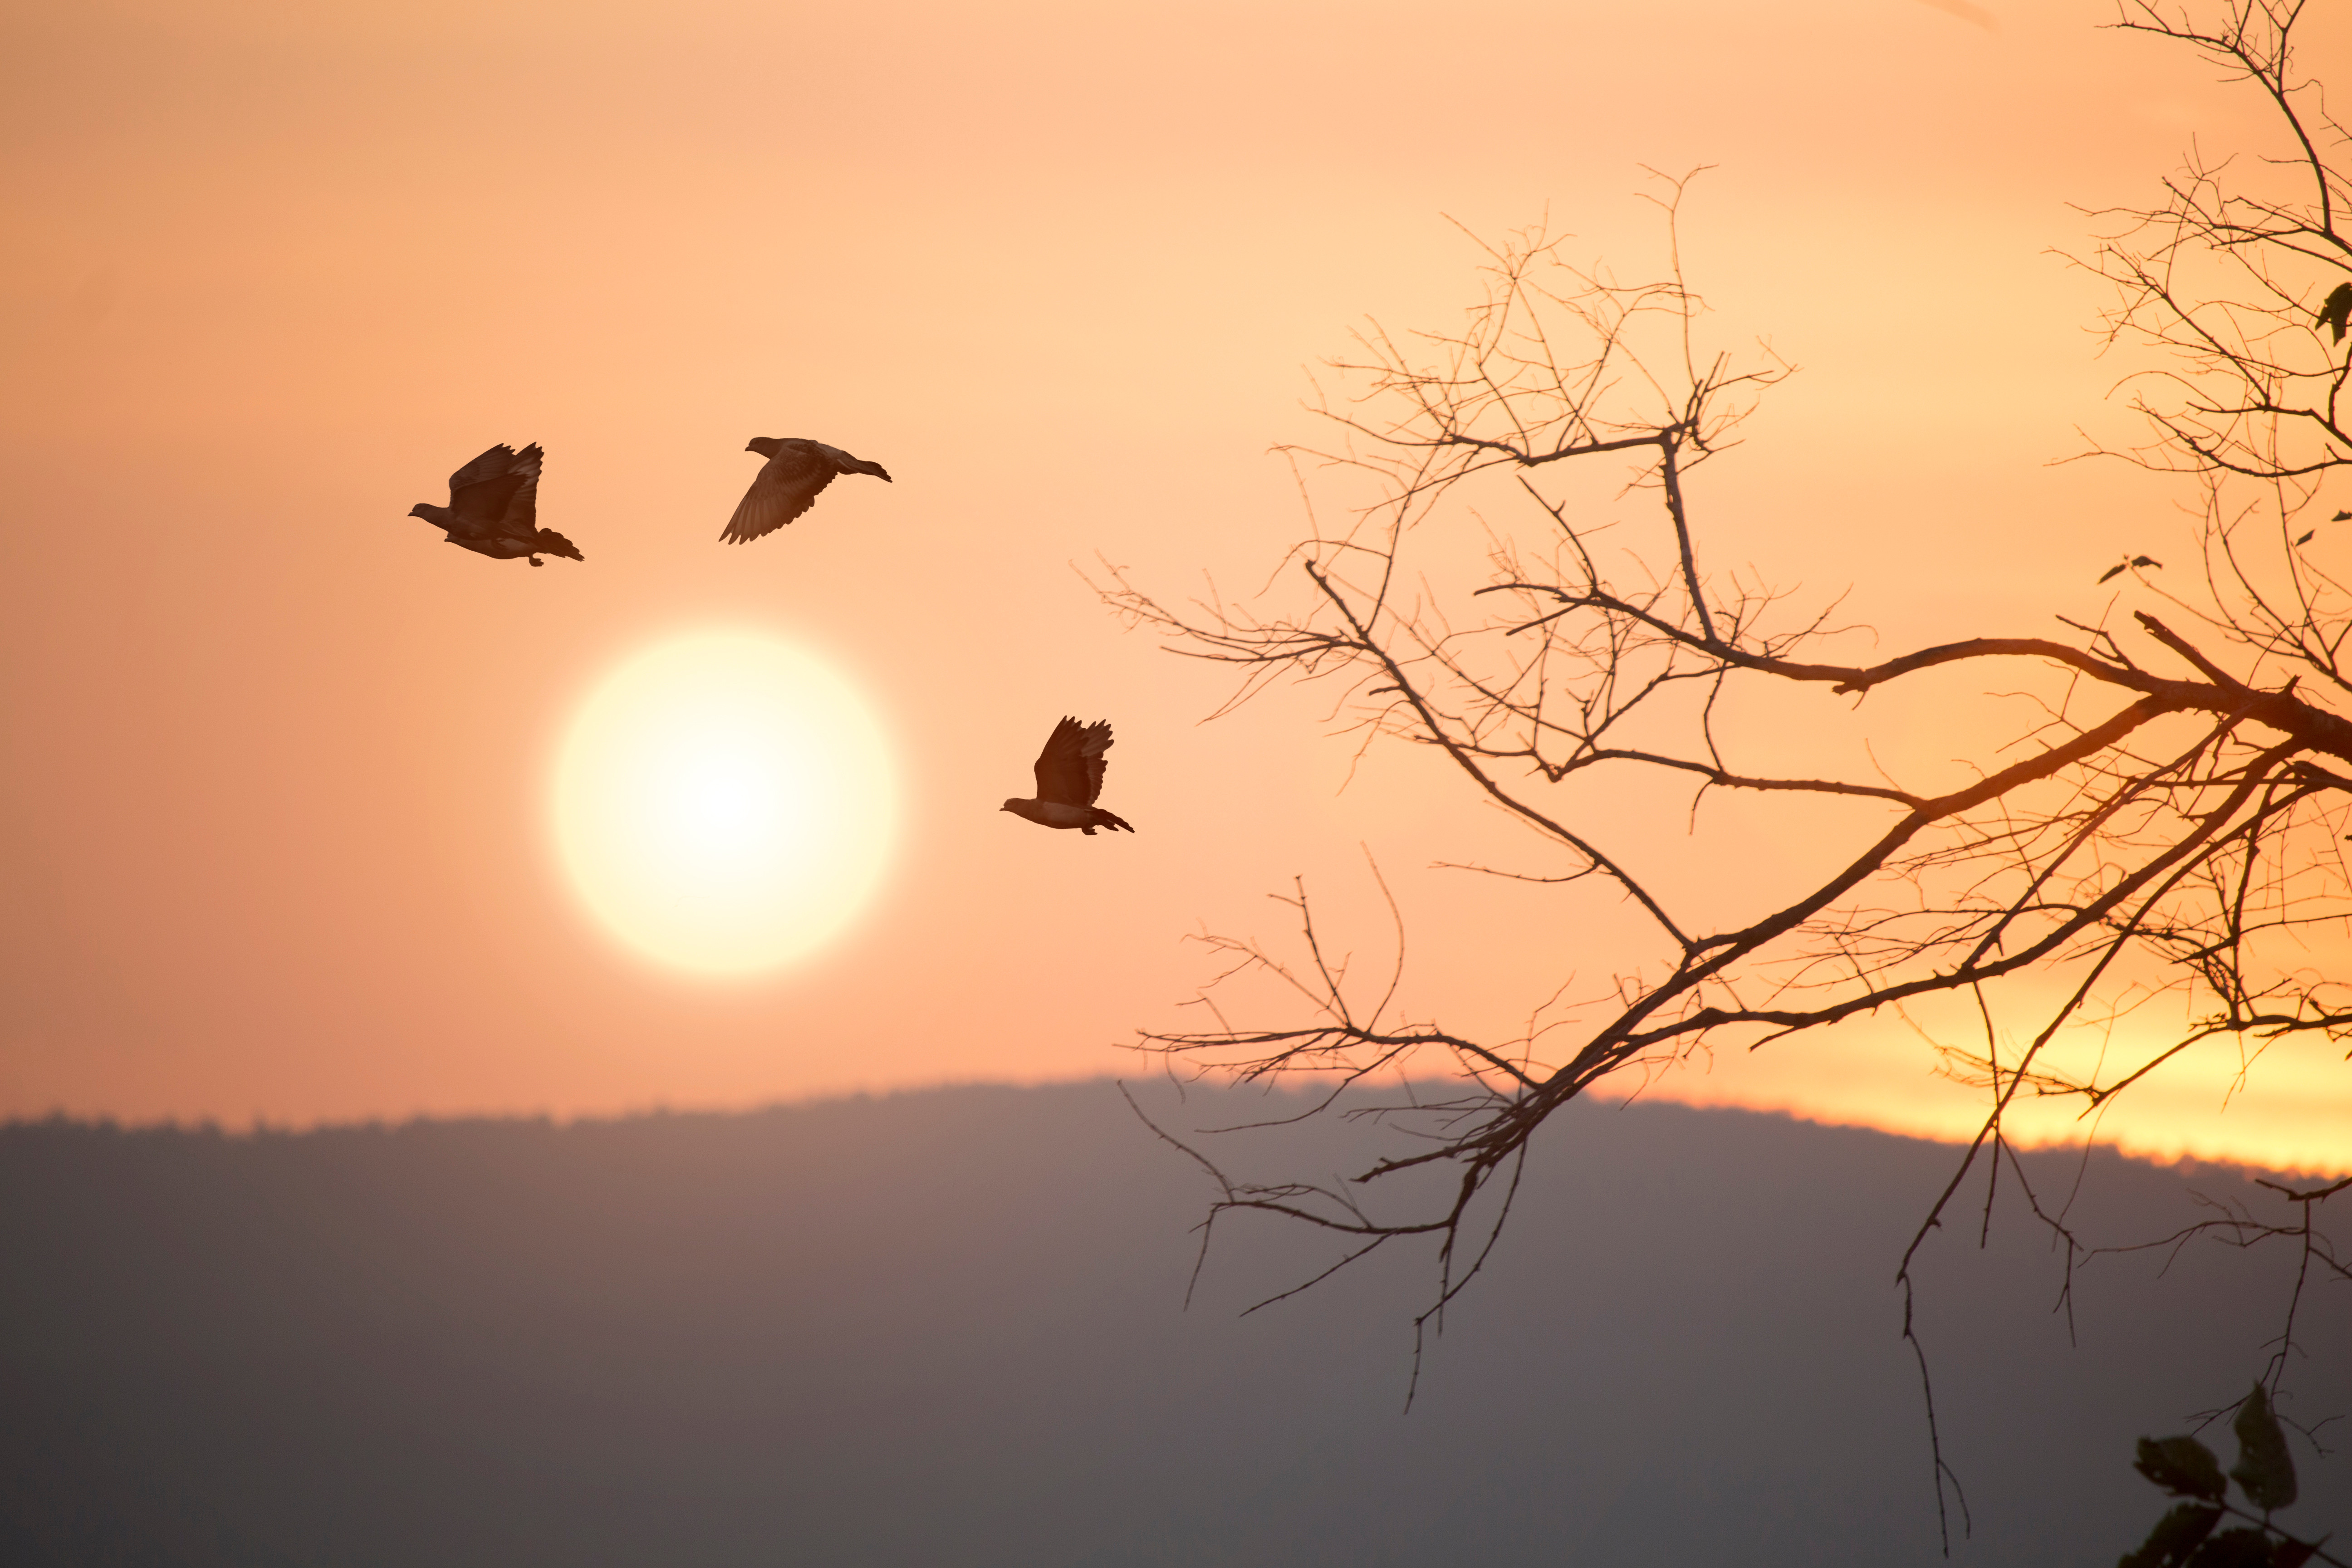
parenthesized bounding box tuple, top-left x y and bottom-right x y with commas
(722, 437, 893, 543)
(1003, 798, 1124, 832)
(406, 443, 582, 565)
(2319, 281, 2352, 344)
(1001, 717, 1134, 835)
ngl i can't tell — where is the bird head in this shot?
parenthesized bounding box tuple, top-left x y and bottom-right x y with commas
(406, 504, 431, 520)
(999, 799, 1019, 814)
(745, 436, 782, 459)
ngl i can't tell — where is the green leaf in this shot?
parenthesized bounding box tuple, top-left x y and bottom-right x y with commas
(2139, 1436, 2229, 1501)
(2122, 1503, 2225, 1568)
(2232, 1385, 2298, 1511)
(2188, 1527, 2276, 1567)
(2321, 282, 2352, 343)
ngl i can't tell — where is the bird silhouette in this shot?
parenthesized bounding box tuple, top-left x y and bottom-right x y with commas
(721, 438, 892, 544)
(2319, 282, 2352, 344)
(2097, 554, 2162, 583)
(1000, 718, 1135, 836)
(406, 444, 582, 566)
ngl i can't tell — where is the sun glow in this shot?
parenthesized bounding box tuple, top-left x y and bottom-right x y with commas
(552, 631, 896, 975)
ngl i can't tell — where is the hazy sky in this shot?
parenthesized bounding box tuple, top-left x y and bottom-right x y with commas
(3, 0, 2346, 1169)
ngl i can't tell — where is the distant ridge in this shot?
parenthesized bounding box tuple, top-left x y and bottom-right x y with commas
(1, 1081, 2342, 1567)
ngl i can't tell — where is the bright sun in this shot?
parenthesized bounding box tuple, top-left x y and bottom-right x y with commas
(551, 630, 897, 975)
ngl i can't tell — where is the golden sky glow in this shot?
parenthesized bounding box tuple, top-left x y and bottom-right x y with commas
(1658, 1017, 2352, 1180)
(0, 0, 2345, 1175)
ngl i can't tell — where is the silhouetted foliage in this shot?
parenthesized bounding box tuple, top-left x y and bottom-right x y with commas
(2121, 1385, 2339, 1566)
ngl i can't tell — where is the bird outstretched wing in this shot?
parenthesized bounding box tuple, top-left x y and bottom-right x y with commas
(1032, 717, 1111, 807)
(723, 444, 835, 543)
(446, 444, 542, 537)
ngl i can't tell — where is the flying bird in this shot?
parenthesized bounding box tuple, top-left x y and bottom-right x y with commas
(1000, 717, 1135, 836)
(405, 443, 582, 566)
(2318, 282, 2352, 345)
(2097, 554, 2163, 583)
(721, 438, 892, 544)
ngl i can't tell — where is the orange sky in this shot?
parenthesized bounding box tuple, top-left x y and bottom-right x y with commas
(2, 0, 2345, 1171)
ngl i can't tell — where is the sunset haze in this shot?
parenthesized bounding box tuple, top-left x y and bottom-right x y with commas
(4, 0, 2347, 1178)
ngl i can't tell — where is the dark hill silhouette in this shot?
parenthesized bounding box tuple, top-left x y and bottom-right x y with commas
(0, 1081, 2341, 1565)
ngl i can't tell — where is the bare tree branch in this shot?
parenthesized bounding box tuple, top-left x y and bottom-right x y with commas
(1101, 8, 2350, 1549)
